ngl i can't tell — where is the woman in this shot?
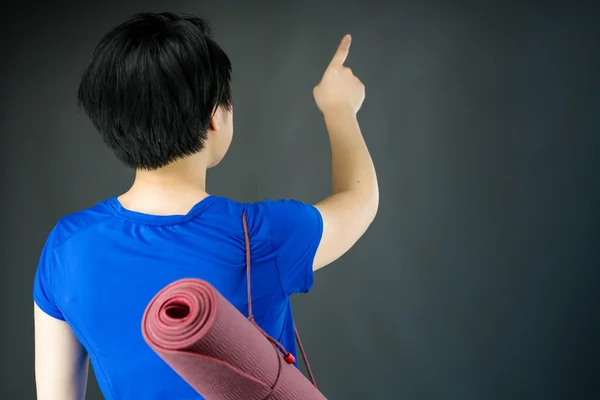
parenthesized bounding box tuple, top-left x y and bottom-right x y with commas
(33, 12, 378, 400)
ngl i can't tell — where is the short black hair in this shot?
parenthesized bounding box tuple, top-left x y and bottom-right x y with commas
(78, 12, 232, 170)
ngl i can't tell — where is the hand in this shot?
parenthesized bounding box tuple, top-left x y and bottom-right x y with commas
(313, 34, 365, 115)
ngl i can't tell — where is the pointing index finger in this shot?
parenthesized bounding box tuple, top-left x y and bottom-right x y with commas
(329, 34, 352, 68)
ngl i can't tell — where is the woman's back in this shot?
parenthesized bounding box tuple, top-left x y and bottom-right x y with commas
(33, 195, 323, 400)
(33, 12, 378, 400)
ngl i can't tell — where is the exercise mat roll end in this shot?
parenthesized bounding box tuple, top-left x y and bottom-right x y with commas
(141, 278, 327, 400)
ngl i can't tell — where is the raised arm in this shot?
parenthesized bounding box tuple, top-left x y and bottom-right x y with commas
(34, 304, 89, 400)
(312, 35, 379, 271)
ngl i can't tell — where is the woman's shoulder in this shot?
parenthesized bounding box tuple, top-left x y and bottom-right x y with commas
(211, 196, 318, 242)
(214, 196, 321, 247)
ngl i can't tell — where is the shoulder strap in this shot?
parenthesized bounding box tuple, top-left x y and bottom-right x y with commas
(242, 211, 317, 387)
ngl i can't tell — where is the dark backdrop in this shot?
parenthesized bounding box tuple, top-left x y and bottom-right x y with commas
(1, 1, 599, 399)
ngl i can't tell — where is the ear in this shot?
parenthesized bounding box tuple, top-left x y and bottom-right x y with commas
(208, 112, 220, 132)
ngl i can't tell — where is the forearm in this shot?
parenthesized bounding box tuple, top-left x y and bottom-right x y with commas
(323, 110, 378, 208)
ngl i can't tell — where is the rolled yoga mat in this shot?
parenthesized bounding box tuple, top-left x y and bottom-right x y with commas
(141, 278, 327, 400)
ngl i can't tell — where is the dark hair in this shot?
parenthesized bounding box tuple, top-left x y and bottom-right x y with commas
(78, 12, 232, 170)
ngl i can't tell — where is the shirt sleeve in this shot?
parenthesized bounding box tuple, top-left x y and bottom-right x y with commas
(264, 199, 324, 295)
(33, 226, 65, 320)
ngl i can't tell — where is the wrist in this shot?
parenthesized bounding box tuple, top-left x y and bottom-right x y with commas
(322, 107, 357, 122)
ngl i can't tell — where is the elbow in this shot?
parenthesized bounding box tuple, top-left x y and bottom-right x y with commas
(364, 185, 379, 223)
(372, 177, 380, 214)
(370, 192, 379, 222)
(373, 190, 379, 216)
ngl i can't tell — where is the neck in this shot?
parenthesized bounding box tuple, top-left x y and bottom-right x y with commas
(118, 154, 210, 215)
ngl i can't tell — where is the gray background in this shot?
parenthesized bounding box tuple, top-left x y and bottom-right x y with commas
(1, 1, 599, 399)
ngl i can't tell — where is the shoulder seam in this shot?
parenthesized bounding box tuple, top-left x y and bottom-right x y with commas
(53, 218, 111, 251)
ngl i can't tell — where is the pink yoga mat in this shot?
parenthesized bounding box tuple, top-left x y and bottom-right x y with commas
(141, 278, 327, 400)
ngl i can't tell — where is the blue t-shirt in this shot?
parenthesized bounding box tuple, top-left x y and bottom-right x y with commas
(33, 195, 323, 400)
